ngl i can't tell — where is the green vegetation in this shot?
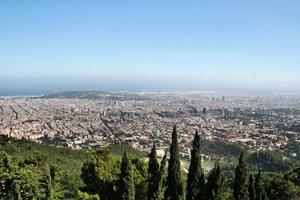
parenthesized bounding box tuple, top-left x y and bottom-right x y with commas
(0, 131, 300, 200)
(205, 163, 224, 200)
(0, 138, 89, 199)
(119, 151, 135, 200)
(147, 144, 161, 200)
(254, 170, 268, 200)
(233, 152, 249, 200)
(247, 150, 298, 172)
(108, 144, 147, 159)
(164, 126, 184, 200)
(247, 175, 256, 200)
(186, 131, 205, 200)
(201, 140, 300, 172)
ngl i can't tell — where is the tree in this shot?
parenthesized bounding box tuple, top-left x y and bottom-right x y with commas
(78, 190, 100, 200)
(164, 125, 184, 200)
(45, 164, 54, 200)
(265, 174, 298, 200)
(147, 143, 161, 200)
(205, 163, 224, 200)
(186, 131, 205, 200)
(159, 151, 168, 178)
(81, 149, 120, 200)
(81, 161, 99, 195)
(158, 151, 168, 200)
(0, 152, 21, 199)
(248, 174, 256, 200)
(119, 151, 135, 200)
(233, 152, 249, 200)
(254, 171, 268, 200)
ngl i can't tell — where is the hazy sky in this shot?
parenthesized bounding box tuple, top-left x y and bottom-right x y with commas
(0, 0, 300, 93)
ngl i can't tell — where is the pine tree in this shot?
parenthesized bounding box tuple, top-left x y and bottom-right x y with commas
(205, 163, 224, 200)
(12, 182, 22, 200)
(233, 152, 249, 200)
(186, 131, 205, 200)
(119, 151, 135, 200)
(255, 170, 268, 200)
(147, 143, 160, 200)
(0, 152, 21, 199)
(248, 174, 256, 200)
(164, 125, 184, 200)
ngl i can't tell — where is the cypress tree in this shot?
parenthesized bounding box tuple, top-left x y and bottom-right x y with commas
(158, 151, 168, 200)
(45, 164, 54, 200)
(159, 151, 168, 178)
(248, 174, 256, 200)
(233, 152, 249, 200)
(119, 151, 135, 200)
(164, 125, 184, 200)
(147, 143, 160, 200)
(186, 131, 205, 200)
(205, 163, 223, 200)
(255, 170, 268, 200)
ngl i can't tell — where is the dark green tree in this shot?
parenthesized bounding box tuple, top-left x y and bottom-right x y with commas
(164, 125, 184, 200)
(147, 143, 160, 200)
(159, 151, 168, 181)
(205, 163, 224, 200)
(254, 171, 268, 200)
(158, 151, 168, 200)
(0, 152, 21, 199)
(284, 167, 300, 187)
(12, 182, 22, 200)
(119, 151, 135, 200)
(45, 164, 54, 200)
(248, 174, 256, 200)
(81, 149, 119, 200)
(81, 161, 99, 195)
(233, 152, 249, 200)
(265, 174, 298, 200)
(186, 131, 205, 200)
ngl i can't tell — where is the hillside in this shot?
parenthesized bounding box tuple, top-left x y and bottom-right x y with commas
(0, 137, 299, 199)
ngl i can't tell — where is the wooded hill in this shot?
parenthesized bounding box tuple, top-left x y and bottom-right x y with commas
(0, 127, 299, 200)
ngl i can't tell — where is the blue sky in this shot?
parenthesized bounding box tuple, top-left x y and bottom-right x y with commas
(0, 0, 300, 93)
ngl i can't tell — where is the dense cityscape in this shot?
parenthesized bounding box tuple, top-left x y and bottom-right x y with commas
(1, 91, 299, 160)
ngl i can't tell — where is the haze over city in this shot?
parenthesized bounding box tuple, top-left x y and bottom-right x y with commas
(1, 1, 300, 95)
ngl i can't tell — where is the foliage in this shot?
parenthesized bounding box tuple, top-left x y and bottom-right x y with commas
(0, 138, 89, 199)
(78, 190, 100, 200)
(147, 143, 161, 200)
(233, 152, 249, 200)
(119, 151, 135, 200)
(254, 170, 268, 200)
(247, 151, 299, 172)
(44, 164, 54, 200)
(0, 152, 42, 199)
(186, 131, 205, 200)
(205, 163, 224, 200)
(265, 174, 299, 200)
(164, 125, 184, 200)
(0, 133, 299, 200)
(248, 174, 256, 200)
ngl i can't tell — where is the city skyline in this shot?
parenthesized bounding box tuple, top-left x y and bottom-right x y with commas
(1, 1, 300, 94)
